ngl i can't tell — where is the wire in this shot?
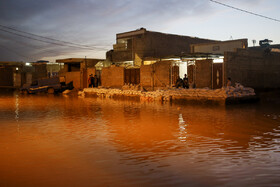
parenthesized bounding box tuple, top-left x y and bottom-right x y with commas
(0, 24, 101, 49)
(0, 44, 38, 61)
(0, 33, 62, 55)
(210, 0, 280, 22)
(0, 25, 110, 51)
(0, 28, 97, 50)
(0, 24, 110, 50)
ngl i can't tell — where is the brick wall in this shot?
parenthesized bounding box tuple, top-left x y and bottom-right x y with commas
(140, 61, 174, 89)
(65, 71, 81, 89)
(0, 67, 13, 87)
(154, 61, 172, 87)
(140, 65, 153, 88)
(87, 68, 96, 77)
(142, 32, 216, 58)
(101, 66, 124, 88)
(109, 30, 217, 63)
(112, 51, 132, 62)
(195, 59, 212, 88)
(13, 73, 21, 87)
(225, 49, 280, 89)
(33, 64, 47, 81)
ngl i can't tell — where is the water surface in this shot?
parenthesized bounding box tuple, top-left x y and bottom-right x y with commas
(0, 91, 280, 186)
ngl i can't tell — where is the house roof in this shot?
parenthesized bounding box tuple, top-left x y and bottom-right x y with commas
(116, 28, 217, 42)
(56, 58, 104, 64)
(0, 61, 25, 66)
(190, 39, 248, 47)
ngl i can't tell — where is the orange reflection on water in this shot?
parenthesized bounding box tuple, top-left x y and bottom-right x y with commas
(0, 93, 280, 186)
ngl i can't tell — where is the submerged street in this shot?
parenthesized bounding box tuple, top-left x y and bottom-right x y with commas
(0, 90, 280, 186)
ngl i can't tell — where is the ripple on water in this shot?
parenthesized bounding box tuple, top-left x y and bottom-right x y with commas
(0, 93, 280, 186)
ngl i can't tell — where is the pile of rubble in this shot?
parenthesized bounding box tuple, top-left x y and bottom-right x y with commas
(80, 83, 256, 103)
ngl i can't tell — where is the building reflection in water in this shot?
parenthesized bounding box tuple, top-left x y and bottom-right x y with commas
(0, 92, 280, 186)
(14, 92, 19, 133)
(178, 113, 187, 142)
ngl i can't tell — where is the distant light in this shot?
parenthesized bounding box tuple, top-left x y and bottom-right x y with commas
(16, 67, 19, 70)
(213, 58, 224, 63)
(196, 58, 207, 60)
(26, 63, 31, 66)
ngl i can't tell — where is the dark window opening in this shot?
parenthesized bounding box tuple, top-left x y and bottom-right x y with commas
(68, 63, 80, 72)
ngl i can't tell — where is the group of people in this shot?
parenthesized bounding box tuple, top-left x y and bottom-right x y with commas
(88, 73, 232, 89)
(88, 74, 99, 88)
(175, 74, 193, 89)
(175, 74, 232, 89)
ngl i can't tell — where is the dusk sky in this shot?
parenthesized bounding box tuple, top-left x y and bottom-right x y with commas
(0, 0, 279, 62)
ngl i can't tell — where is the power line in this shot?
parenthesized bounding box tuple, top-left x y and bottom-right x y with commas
(0, 44, 38, 61)
(0, 24, 103, 49)
(0, 24, 110, 50)
(0, 32, 96, 60)
(210, 0, 280, 23)
(0, 27, 96, 50)
(0, 33, 62, 55)
(0, 25, 110, 51)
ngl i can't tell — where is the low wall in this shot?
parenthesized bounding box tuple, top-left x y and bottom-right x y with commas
(0, 67, 13, 87)
(225, 49, 280, 89)
(195, 59, 212, 88)
(65, 71, 80, 89)
(82, 86, 256, 105)
(101, 66, 124, 88)
(140, 61, 175, 89)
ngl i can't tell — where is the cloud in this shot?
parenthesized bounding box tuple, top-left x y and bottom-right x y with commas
(0, 0, 214, 61)
(0, 0, 277, 62)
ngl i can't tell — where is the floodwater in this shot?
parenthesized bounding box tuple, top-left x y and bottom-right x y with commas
(0, 90, 280, 187)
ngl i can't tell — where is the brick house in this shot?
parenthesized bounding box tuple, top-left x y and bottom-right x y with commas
(57, 58, 104, 89)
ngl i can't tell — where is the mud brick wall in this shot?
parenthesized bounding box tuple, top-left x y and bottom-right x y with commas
(109, 30, 217, 63)
(225, 49, 280, 89)
(33, 64, 47, 81)
(111, 51, 133, 62)
(101, 66, 124, 88)
(87, 68, 96, 77)
(0, 67, 13, 87)
(13, 73, 22, 87)
(140, 61, 173, 89)
(143, 32, 215, 58)
(195, 59, 212, 88)
(140, 65, 153, 88)
(154, 61, 171, 87)
(65, 72, 80, 89)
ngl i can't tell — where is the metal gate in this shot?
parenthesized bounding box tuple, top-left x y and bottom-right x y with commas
(212, 63, 223, 89)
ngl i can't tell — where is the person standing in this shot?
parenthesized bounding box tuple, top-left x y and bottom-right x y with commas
(88, 74, 93, 88)
(91, 75, 95, 88)
(183, 74, 189, 89)
(94, 75, 99, 87)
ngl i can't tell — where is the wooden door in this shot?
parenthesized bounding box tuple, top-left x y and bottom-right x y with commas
(187, 65, 194, 84)
(171, 66, 179, 85)
(212, 63, 223, 89)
